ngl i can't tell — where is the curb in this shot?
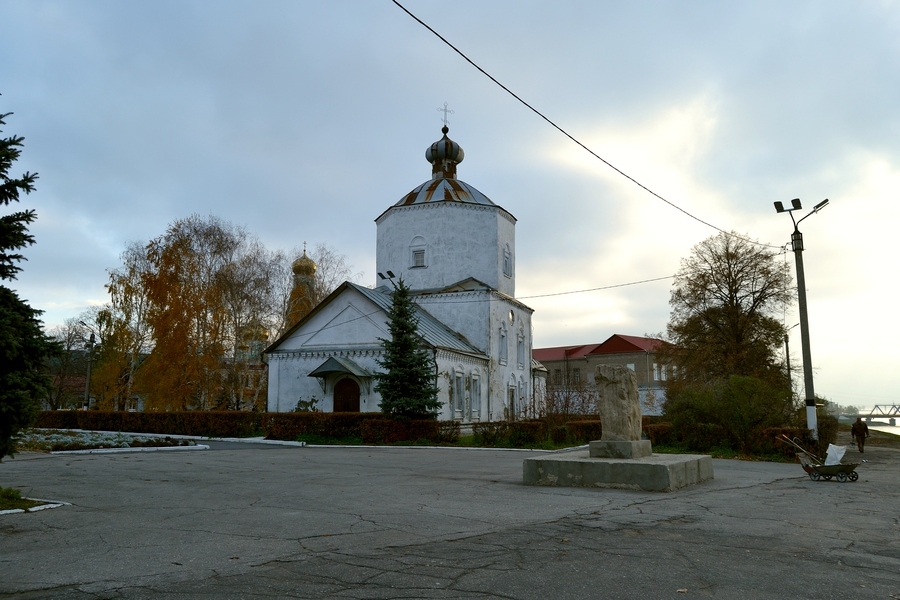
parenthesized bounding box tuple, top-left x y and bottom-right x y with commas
(0, 498, 71, 516)
(51, 444, 211, 455)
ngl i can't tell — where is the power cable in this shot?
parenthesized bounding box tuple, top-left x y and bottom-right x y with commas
(391, 0, 782, 250)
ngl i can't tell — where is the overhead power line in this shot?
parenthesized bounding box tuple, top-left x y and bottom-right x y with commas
(391, 0, 781, 249)
(519, 275, 674, 299)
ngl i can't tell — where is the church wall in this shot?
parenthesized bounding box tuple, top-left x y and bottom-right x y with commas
(267, 351, 385, 413)
(487, 296, 535, 420)
(267, 347, 488, 420)
(417, 291, 536, 422)
(375, 203, 515, 296)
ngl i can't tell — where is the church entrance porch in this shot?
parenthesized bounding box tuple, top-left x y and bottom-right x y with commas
(333, 378, 361, 412)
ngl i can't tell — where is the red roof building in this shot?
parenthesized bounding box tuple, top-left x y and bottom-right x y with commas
(533, 334, 669, 415)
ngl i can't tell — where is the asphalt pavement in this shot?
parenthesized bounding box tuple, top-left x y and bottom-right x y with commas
(1, 439, 898, 599)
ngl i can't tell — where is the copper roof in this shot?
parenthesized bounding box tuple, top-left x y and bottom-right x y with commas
(395, 176, 495, 207)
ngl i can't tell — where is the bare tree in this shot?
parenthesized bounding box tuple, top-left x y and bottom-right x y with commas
(44, 318, 89, 410)
(275, 242, 363, 335)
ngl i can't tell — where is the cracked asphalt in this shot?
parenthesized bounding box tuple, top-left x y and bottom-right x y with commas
(1, 441, 898, 599)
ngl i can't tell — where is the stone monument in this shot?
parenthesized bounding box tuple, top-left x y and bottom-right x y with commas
(589, 364, 652, 459)
(523, 364, 714, 492)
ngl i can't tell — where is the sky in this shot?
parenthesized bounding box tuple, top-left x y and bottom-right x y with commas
(2, 0, 899, 412)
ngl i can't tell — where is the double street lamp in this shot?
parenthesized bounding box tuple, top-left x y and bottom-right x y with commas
(774, 198, 829, 440)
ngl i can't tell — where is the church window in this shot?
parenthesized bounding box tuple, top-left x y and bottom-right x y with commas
(499, 323, 508, 365)
(410, 236, 427, 269)
(454, 370, 465, 415)
(412, 249, 425, 267)
(516, 331, 525, 369)
(470, 374, 481, 419)
(503, 245, 512, 278)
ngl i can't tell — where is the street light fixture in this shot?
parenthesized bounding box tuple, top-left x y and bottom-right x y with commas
(774, 198, 829, 440)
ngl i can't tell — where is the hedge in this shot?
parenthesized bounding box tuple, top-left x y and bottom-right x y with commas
(565, 420, 603, 443)
(34, 411, 458, 443)
(359, 419, 443, 444)
(262, 412, 384, 441)
(35, 411, 264, 437)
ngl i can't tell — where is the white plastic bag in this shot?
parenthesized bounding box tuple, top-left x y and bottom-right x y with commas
(824, 443, 846, 466)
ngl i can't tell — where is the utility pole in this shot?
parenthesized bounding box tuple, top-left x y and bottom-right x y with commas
(79, 321, 96, 409)
(774, 198, 829, 440)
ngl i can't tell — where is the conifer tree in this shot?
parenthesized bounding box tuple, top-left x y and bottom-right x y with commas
(374, 279, 440, 418)
(0, 105, 56, 461)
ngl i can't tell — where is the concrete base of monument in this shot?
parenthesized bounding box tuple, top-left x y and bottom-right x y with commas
(522, 450, 714, 492)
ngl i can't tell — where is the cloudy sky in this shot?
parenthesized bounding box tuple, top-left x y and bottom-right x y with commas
(3, 0, 898, 411)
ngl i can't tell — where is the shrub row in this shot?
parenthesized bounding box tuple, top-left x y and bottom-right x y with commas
(358, 419, 461, 445)
(35, 411, 264, 438)
(34, 411, 460, 445)
(38, 410, 831, 454)
(470, 419, 604, 447)
(263, 412, 384, 441)
(641, 419, 835, 457)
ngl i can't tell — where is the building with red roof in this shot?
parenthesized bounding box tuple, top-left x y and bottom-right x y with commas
(533, 334, 669, 415)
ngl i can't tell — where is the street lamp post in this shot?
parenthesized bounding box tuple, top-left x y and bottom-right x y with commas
(79, 321, 95, 410)
(774, 198, 829, 440)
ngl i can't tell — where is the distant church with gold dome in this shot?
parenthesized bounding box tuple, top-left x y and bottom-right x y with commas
(285, 245, 317, 329)
(264, 125, 542, 421)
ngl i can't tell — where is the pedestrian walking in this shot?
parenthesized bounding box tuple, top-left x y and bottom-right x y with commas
(851, 417, 869, 453)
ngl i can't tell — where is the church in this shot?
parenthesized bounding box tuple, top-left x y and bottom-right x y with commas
(264, 125, 542, 422)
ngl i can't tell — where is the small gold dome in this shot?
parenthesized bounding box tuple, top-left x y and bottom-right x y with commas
(292, 250, 317, 276)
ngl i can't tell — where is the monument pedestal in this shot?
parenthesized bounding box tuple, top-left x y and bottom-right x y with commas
(523, 449, 713, 492)
(589, 440, 652, 459)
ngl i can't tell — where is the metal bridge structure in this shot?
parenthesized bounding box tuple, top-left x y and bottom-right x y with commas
(864, 404, 899, 425)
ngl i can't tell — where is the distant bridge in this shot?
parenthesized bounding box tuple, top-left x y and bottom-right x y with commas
(863, 405, 899, 425)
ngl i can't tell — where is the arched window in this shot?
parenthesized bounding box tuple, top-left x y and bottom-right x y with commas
(499, 322, 508, 365)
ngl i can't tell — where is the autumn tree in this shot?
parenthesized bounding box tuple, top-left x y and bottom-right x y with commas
(137, 215, 282, 411)
(92, 243, 154, 410)
(661, 231, 797, 451)
(374, 279, 440, 419)
(0, 105, 57, 460)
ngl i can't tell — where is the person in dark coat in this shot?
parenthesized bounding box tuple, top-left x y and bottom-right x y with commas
(851, 417, 869, 453)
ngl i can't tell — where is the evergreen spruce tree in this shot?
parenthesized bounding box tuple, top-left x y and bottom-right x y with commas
(374, 279, 440, 419)
(0, 104, 56, 461)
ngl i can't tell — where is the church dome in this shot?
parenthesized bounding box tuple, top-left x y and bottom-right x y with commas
(425, 125, 464, 166)
(292, 250, 317, 276)
(393, 126, 496, 208)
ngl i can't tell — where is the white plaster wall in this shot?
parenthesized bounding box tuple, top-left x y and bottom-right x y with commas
(376, 203, 516, 296)
(487, 296, 534, 420)
(268, 347, 471, 419)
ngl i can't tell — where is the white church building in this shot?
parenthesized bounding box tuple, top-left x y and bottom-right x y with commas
(264, 125, 542, 422)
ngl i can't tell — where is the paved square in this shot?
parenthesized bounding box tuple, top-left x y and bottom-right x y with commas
(1, 443, 898, 599)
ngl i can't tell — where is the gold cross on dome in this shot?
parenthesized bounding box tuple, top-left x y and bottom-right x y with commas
(436, 102, 454, 126)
